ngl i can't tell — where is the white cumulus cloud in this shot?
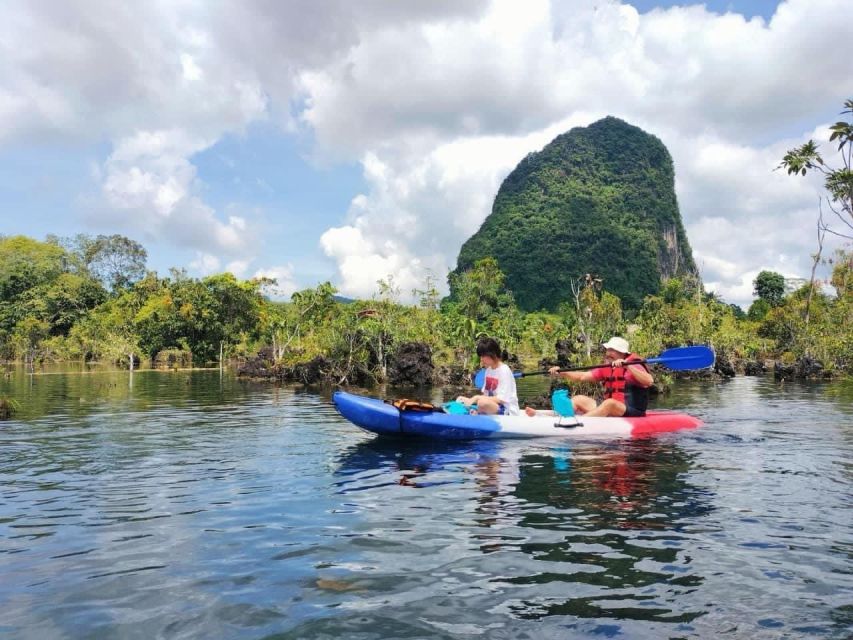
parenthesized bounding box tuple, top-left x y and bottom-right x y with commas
(302, 0, 852, 305)
(1, 0, 851, 307)
(253, 264, 299, 299)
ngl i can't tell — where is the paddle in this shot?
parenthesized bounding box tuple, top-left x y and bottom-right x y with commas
(472, 345, 714, 388)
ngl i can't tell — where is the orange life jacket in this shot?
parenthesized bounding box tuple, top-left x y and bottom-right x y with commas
(386, 398, 436, 412)
(602, 353, 650, 410)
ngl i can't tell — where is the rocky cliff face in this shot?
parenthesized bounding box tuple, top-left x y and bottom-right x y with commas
(453, 117, 699, 311)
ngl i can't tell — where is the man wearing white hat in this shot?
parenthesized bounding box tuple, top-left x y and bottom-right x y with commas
(547, 336, 654, 417)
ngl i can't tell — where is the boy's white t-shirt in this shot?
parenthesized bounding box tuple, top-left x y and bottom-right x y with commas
(481, 363, 520, 415)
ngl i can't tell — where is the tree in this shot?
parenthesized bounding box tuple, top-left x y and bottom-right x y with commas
(447, 257, 515, 323)
(779, 99, 853, 329)
(268, 282, 337, 360)
(202, 273, 266, 363)
(77, 235, 148, 292)
(728, 303, 746, 320)
(779, 98, 853, 240)
(0, 236, 68, 334)
(34, 273, 107, 336)
(829, 248, 852, 299)
(753, 271, 785, 307)
(412, 271, 441, 310)
(566, 273, 604, 357)
(12, 316, 50, 370)
(747, 298, 771, 322)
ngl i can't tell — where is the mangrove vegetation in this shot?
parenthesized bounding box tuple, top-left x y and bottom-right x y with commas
(1, 233, 850, 385)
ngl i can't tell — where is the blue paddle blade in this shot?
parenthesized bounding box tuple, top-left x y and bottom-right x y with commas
(646, 345, 715, 370)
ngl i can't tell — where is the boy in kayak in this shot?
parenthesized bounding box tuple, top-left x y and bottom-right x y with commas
(456, 337, 520, 415)
(542, 336, 653, 418)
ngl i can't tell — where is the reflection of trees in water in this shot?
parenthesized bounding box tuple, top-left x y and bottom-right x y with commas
(0, 367, 258, 421)
(0, 369, 270, 479)
(504, 439, 714, 624)
(747, 375, 853, 413)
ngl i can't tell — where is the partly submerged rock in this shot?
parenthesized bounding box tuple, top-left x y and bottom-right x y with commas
(773, 356, 831, 380)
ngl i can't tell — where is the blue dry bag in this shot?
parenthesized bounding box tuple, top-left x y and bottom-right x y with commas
(551, 389, 575, 417)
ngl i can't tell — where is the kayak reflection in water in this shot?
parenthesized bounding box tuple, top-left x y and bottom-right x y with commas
(536, 336, 654, 418)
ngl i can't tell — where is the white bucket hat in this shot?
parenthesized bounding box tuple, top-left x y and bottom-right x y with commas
(601, 336, 630, 354)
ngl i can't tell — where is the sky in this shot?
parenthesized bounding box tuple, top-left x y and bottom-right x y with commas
(0, 0, 850, 307)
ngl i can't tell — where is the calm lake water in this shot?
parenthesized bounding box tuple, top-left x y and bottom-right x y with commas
(1, 367, 851, 639)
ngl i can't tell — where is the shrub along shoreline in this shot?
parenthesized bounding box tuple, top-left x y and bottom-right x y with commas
(2, 235, 851, 388)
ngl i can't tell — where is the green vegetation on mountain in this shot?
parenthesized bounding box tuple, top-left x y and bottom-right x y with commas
(453, 116, 699, 312)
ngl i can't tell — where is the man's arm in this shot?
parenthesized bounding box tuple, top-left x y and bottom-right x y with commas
(627, 364, 653, 387)
(611, 359, 654, 387)
(549, 367, 596, 383)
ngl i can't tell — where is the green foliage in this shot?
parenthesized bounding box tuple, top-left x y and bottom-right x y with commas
(747, 298, 771, 321)
(756, 278, 851, 368)
(130, 272, 264, 363)
(0, 235, 67, 332)
(75, 234, 148, 292)
(728, 303, 746, 320)
(632, 282, 766, 363)
(779, 98, 852, 238)
(446, 257, 515, 322)
(0, 233, 850, 378)
(753, 270, 786, 306)
(0, 396, 20, 420)
(829, 248, 853, 297)
(453, 117, 700, 311)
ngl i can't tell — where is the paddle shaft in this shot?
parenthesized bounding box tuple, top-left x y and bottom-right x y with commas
(519, 359, 654, 377)
(472, 345, 714, 387)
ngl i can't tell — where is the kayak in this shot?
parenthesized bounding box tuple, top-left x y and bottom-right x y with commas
(333, 391, 702, 440)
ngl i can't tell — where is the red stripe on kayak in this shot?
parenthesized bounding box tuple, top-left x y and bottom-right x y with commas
(627, 410, 702, 436)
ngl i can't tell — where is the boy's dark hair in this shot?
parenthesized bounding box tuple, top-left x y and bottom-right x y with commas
(476, 337, 502, 360)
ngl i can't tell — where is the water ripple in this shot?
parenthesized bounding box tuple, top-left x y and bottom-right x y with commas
(0, 371, 851, 638)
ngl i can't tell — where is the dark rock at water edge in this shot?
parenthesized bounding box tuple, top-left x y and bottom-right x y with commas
(538, 338, 597, 370)
(671, 349, 734, 380)
(502, 350, 521, 366)
(714, 353, 737, 378)
(236, 344, 424, 387)
(236, 346, 278, 379)
(433, 365, 471, 387)
(673, 367, 721, 380)
(387, 342, 434, 386)
(289, 356, 333, 385)
(555, 339, 575, 367)
(742, 360, 767, 376)
(774, 356, 833, 380)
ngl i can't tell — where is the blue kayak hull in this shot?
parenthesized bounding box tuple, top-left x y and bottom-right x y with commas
(333, 391, 702, 440)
